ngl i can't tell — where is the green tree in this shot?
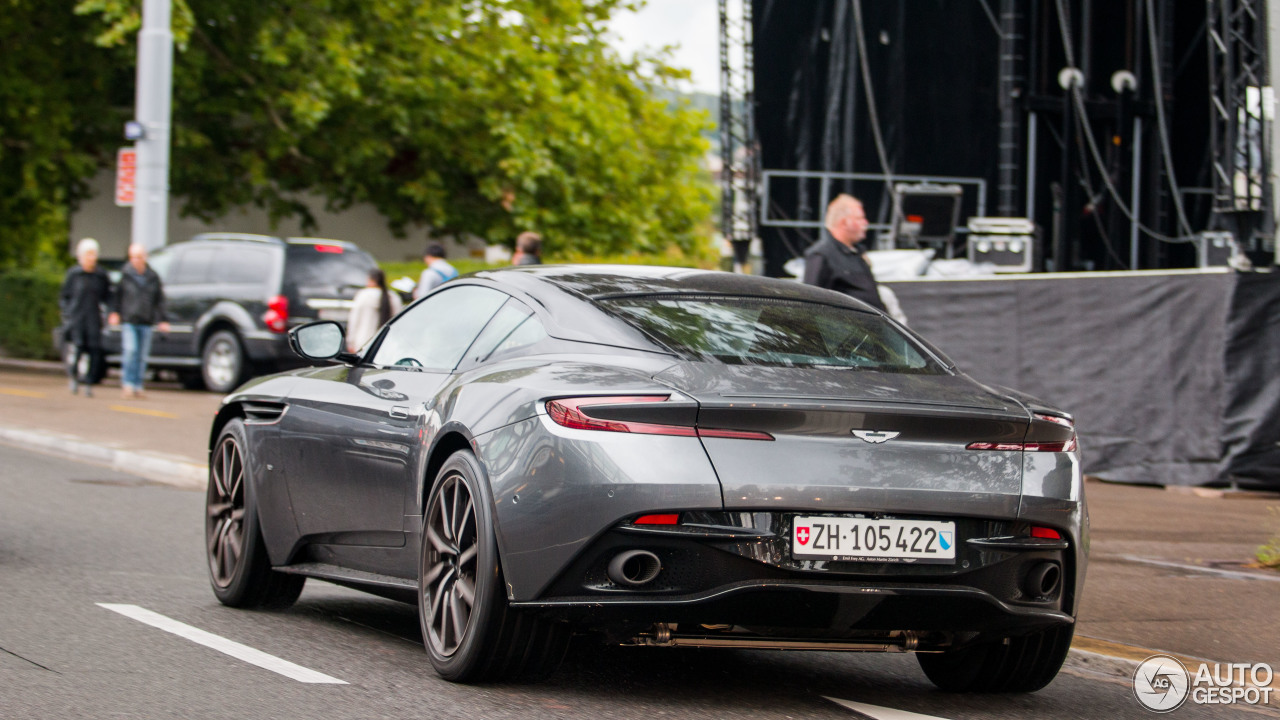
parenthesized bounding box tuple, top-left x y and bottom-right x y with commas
(0, 0, 131, 269)
(73, 0, 714, 256)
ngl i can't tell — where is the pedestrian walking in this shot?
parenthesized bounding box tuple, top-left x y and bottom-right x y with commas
(802, 194, 887, 311)
(108, 243, 170, 398)
(59, 238, 113, 397)
(512, 231, 543, 266)
(347, 268, 403, 352)
(413, 242, 459, 299)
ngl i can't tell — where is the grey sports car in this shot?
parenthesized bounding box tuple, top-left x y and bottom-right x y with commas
(205, 265, 1086, 691)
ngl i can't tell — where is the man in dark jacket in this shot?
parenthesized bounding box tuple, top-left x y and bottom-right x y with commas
(802, 194, 886, 311)
(512, 231, 543, 266)
(108, 243, 169, 398)
(60, 238, 113, 397)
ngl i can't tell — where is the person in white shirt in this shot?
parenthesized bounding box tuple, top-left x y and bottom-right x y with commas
(347, 269, 403, 352)
(414, 242, 458, 298)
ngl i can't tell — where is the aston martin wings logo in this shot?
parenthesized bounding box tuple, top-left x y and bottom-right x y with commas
(852, 430, 899, 444)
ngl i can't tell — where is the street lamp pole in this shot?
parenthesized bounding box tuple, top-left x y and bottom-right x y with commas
(130, 0, 173, 252)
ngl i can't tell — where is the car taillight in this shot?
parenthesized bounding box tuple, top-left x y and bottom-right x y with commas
(313, 244, 344, 253)
(966, 437, 1078, 452)
(968, 412, 1077, 452)
(1031, 526, 1062, 539)
(544, 396, 773, 440)
(546, 396, 697, 436)
(264, 295, 289, 333)
(1034, 412, 1073, 427)
(634, 514, 680, 525)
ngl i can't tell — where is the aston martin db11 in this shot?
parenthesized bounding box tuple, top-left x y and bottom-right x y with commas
(205, 265, 1086, 691)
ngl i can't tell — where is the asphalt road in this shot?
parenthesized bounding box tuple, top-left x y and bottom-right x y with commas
(3, 444, 1276, 720)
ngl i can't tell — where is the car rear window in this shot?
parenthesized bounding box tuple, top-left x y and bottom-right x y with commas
(600, 295, 943, 373)
(285, 244, 376, 292)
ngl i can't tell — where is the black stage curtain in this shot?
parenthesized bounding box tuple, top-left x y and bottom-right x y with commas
(888, 271, 1280, 489)
(753, 1, 998, 277)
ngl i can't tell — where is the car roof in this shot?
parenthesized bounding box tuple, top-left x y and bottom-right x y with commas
(478, 264, 875, 309)
(449, 265, 880, 353)
(182, 233, 363, 251)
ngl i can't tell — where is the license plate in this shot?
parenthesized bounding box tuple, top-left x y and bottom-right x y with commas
(318, 308, 349, 322)
(792, 516, 957, 563)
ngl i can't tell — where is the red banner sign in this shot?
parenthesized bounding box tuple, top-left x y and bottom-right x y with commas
(115, 147, 137, 207)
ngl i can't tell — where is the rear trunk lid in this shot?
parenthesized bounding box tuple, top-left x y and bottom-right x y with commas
(654, 362, 1031, 518)
(283, 243, 378, 326)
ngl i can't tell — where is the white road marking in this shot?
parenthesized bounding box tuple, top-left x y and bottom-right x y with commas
(825, 697, 953, 720)
(97, 603, 347, 684)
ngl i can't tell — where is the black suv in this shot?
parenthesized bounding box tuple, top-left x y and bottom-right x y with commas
(103, 233, 378, 392)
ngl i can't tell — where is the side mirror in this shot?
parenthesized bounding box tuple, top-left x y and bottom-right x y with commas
(289, 321, 357, 363)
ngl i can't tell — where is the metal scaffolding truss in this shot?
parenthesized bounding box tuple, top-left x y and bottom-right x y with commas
(1208, 0, 1270, 217)
(719, 0, 758, 261)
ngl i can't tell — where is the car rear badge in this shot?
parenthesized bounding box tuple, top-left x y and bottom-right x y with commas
(852, 430, 899, 444)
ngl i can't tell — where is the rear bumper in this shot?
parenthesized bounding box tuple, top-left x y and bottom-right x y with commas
(522, 515, 1080, 643)
(514, 579, 1073, 639)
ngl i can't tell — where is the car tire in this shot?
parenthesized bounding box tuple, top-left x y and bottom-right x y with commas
(206, 418, 306, 609)
(917, 624, 1074, 693)
(202, 329, 246, 394)
(418, 450, 569, 682)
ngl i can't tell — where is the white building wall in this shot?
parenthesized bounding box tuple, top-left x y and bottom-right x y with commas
(69, 170, 485, 262)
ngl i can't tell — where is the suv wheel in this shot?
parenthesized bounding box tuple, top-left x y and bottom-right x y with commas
(202, 330, 246, 393)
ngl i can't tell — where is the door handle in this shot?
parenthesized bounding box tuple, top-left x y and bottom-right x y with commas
(389, 406, 410, 419)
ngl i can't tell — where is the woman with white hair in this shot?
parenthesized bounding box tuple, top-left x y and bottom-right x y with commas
(59, 238, 113, 396)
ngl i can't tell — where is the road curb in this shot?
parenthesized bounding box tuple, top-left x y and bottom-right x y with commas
(0, 356, 66, 375)
(0, 425, 205, 490)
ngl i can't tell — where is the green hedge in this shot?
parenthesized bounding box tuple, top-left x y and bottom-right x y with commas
(0, 269, 64, 359)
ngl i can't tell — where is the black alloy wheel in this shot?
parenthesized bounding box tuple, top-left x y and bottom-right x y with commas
(418, 451, 569, 682)
(207, 430, 247, 589)
(423, 470, 480, 659)
(205, 419, 305, 608)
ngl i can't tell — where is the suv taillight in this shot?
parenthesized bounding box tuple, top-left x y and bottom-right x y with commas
(264, 295, 289, 333)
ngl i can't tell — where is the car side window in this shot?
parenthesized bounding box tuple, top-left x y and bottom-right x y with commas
(463, 299, 550, 365)
(169, 247, 215, 285)
(213, 247, 272, 284)
(148, 250, 173, 280)
(372, 285, 508, 371)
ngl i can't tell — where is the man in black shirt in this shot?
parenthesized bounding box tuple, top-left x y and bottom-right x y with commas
(59, 238, 112, 396)
(802, 194, 886, 311)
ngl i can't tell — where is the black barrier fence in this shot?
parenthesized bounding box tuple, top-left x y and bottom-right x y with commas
(887, 270, 1280, 489)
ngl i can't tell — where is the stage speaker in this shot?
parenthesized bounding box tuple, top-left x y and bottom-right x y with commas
(1197, 231, 1238, 267)
(886, 183, 963, 256)
(967, 217, 1038, 273)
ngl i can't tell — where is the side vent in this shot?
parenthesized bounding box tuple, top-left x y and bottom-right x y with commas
(243, 402, 288, 424)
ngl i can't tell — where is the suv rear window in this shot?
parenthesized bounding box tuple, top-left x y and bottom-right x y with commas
(600, 295, 942, 373)
(285, 244, 376, 292)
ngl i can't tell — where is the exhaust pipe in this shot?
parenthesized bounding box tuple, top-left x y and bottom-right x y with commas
(607, 550, 662, 587)
(1023, 562, 1062, 598)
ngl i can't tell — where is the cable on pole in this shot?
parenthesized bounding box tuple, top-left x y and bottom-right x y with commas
(851, 0, 895, 198)
(1053, 0, 1198, 244)
(1144, 0, 1194, 237)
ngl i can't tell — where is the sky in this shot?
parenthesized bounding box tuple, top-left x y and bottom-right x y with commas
(606, 0, 720, 94)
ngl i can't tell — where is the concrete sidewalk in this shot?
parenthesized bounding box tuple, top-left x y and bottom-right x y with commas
(1, 358, 1278, 699)
(0, 362, 214, 487)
